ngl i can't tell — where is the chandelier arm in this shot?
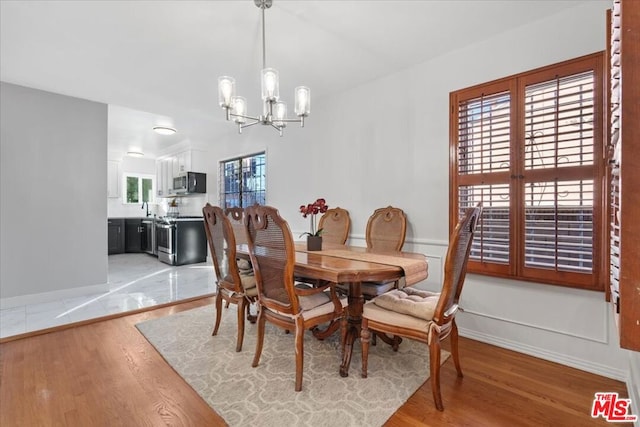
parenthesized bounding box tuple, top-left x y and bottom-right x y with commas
(270, 123, 283, 132)
(230, 112, 261, 122)
(270, 123, 284, 137)
(240, 120, 262, 130)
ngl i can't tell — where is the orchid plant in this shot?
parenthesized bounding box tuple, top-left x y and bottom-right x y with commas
(299, 198, 329, 237)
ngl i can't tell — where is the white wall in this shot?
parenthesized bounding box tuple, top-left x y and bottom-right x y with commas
(0, 82, 109, 306)
(206, 1, 632, 381)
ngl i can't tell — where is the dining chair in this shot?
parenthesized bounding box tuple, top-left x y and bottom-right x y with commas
(317, 207, 351, 245)
(203, 203, 258, 352)
(337, 206, 407, 300)
(245, 204, 348, 392)
(360, 203, 482, 411)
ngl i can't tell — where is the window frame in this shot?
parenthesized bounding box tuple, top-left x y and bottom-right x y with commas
(219, 152, 266, 208)
(123, 173, 155, 205)
(449, 52, 606, 291)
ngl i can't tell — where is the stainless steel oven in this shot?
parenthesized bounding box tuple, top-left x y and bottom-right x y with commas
(157, 222, 175, 265)
(157, 216, 206, 266)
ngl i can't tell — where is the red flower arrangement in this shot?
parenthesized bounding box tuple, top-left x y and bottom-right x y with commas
(299, 198, 329, 237)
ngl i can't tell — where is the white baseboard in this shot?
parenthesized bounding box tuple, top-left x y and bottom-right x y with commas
(458, 327, 628, 382)
(0, 283, 109, 309)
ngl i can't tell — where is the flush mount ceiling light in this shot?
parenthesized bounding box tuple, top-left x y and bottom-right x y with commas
(218, 0, 310, 137)
(127, 151, 144, 157)
(153, 126, 177, 135)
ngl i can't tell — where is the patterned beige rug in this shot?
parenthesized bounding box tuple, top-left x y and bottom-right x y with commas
(136, 304, 449, 426)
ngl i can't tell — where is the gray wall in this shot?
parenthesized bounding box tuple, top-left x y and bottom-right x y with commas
(0, 82, 108, 301)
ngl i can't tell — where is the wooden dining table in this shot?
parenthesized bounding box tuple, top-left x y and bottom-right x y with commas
(239, 242, 428, 376)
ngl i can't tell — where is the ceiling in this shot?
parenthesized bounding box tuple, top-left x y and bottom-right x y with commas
(1, 0, 588, 158)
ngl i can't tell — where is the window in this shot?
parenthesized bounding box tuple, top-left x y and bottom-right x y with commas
(124, 174, 155, 204)
(450, 53, 605, 290)
(219, 152, 266, 208)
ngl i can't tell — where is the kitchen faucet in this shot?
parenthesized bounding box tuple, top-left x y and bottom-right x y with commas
(142, 201, 151, 217)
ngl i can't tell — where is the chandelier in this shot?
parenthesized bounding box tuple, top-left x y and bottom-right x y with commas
(217, 0, 310, 137)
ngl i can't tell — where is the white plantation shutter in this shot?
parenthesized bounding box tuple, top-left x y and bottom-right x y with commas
(459, 184, 510, 264)
(524, 72, 595, 170)
(524, 180, 594, 273)
(451, 53, 604, 290)
(458, 91, 511, 174)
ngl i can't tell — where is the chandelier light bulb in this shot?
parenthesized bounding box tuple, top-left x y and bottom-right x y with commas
(218, 76, 236, 108)
(232, 97, 247, 124)
(274, 101, 287, 126)
(261, 68, 279, 101)
(294, 86, 310, 117)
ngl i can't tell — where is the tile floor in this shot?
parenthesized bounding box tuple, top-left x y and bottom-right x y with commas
(0, 253, 216, 339)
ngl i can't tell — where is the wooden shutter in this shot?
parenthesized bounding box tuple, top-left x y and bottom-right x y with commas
(518, 58, 602, 288)
(450, 53, 604, 289)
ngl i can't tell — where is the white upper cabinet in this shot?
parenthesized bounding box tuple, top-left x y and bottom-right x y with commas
(175, 151, 189, 176)
(156, 158, 173, 197)
(155, 148, 207, 197)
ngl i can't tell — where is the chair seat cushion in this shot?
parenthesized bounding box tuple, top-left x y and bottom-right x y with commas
(363, 299, 432, 331)
(237, 258, 254, 278)
(240, 274, 257, 290)
(372, 288, 440, 321)
(222, 274, 257, 292)
(236, 258, 252, 271)
(268, 284, 348, 320)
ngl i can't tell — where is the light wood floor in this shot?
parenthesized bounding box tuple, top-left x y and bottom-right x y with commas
(0, 297, 628, 426)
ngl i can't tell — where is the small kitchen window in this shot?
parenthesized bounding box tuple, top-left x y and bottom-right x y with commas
(124, 174, 155, 204)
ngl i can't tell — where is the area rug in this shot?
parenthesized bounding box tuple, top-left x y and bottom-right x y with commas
(136, 304, 450, 426)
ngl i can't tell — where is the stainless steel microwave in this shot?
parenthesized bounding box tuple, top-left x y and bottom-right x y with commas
(173, 172, 206, 194)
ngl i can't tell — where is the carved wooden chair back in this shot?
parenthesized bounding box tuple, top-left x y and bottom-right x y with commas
(244, 204, 298, 314)
(365, 206, 407, 252)
(225, 206, 248, 245)
(318, 207, 351, 245)
(203, 204, 241, 291)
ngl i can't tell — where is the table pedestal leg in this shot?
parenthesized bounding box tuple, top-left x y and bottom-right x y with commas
(339, 280, 363, 377)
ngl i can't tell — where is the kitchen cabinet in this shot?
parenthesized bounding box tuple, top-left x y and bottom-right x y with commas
(125, 218, 145, 253)
(174, 150, 195, 176)
(107, 160, 120, 198)
(156, 148, 207, 198)
(108, 218, 125, 254)
(156, 158, 173, 197)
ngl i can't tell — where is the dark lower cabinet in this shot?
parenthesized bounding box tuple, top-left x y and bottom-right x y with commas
(108, 218, 125, 254)
(125, 218, 144, 253)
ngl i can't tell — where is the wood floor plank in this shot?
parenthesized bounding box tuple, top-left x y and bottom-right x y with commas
(0, 297, 629, 426)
